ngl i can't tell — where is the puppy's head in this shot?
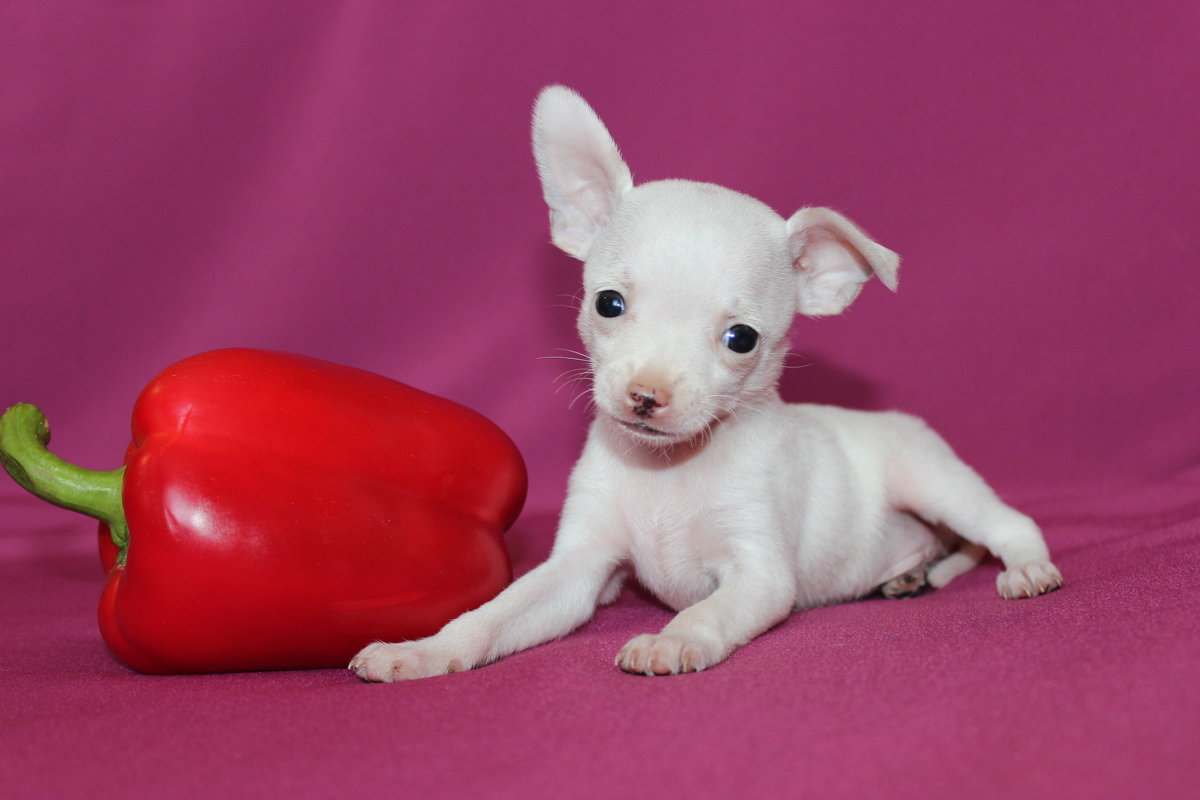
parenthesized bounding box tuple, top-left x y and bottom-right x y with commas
(533, 86, 899, 447)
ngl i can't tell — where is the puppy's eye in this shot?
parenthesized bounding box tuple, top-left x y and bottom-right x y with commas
(722, 324, 759, 354)
(595, 290, 626, 318)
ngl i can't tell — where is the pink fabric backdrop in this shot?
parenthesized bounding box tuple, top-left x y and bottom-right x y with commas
(4, 0, 1196, 515)
(2, 1, 1197, 798)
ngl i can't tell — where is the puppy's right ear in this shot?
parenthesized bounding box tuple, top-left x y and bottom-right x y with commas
(532, 86, 633, 260)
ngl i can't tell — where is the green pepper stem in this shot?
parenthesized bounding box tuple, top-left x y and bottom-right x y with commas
(0, 403, 129, 563)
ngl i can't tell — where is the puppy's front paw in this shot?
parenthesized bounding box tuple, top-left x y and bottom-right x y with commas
(349, 641, 468, 683)
(615, 633, 723, 676)
(997, 561, 1063, 599)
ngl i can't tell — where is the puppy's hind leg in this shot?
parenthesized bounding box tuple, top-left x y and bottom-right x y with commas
(887, 420, 1062, 599)
(926, 542, 988, 589)
(878, 542, 987, 597)
(879, 564, 930, 599)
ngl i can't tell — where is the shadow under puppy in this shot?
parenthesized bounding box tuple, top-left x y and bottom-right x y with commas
(352, 86, 1062, 682)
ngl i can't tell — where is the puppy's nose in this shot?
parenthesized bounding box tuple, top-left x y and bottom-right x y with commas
(627, 383, 671, 418)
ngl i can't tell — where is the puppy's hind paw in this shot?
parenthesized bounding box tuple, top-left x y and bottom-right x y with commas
(349, 641, 467, 683)
(997, 561, 1063, 599)
(879, 565, 930, 599)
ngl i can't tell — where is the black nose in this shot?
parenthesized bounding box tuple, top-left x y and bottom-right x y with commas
(632, 392, 657, 417)
(627, 383, 671, 417)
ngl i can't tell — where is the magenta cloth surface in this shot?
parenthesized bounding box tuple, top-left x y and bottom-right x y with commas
(2, 2, 1197, 798)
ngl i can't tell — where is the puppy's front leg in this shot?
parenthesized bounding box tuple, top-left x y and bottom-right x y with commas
(351, 547, 616, 682)
(616, 558, 796, 676)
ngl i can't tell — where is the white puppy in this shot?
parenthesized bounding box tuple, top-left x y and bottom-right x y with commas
(351, 86, 1061, 681)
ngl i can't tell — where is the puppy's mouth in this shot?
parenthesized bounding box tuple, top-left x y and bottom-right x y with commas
(618, 420, 673, 437)
(614, 416, 717, 447)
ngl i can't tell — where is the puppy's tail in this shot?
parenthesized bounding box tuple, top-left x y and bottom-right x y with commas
(926, 542, 988, 589)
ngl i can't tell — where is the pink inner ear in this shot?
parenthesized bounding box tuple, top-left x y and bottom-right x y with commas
(543, 154, 629, 259)
(788, 207, 900, 317)
(533, 87, 633, 259)
(792, 226, 875, 317)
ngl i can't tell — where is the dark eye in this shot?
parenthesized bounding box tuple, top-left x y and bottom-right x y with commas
(722, 324, 759, 354)
(595, 290, 626, 318)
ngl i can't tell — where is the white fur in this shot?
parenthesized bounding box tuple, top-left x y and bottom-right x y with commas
(351, 86, 1061, 682)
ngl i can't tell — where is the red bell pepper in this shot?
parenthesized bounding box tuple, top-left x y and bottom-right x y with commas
(0, 348, 526, 674)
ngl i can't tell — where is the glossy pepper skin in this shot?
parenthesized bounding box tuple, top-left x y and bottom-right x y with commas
(0, 349, 526, 674)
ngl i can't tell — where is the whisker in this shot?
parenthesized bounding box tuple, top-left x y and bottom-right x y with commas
(552, 374, 593, 397)
(543, 348, 597, 401)
(538, 348, 593, 364)
(782, 352, 812, 371)
(707, 392, 766, 421)
(549, 290, 585, 312)
(552, 367, 593, 383)
(567, 386, 597, 412)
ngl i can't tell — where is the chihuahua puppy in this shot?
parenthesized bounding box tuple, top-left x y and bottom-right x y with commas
(351, 86, 1061, 681)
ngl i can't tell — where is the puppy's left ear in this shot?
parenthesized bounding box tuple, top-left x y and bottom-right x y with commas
(532, 86, 633, 260)
(787, 207, 900, 316)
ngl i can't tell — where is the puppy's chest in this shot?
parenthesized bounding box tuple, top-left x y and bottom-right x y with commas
(614, 473, 733, 609)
